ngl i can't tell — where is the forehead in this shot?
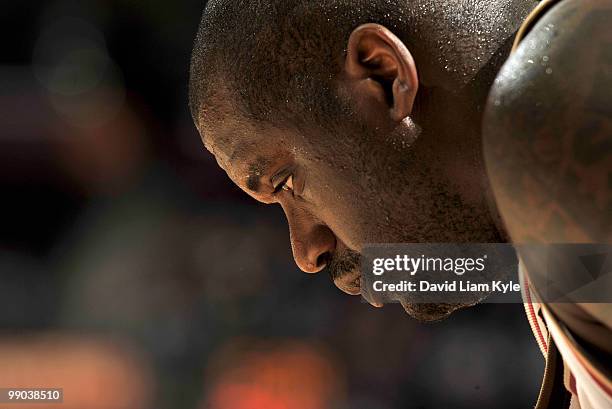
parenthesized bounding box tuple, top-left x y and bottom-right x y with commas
(200, 111, 299, 191)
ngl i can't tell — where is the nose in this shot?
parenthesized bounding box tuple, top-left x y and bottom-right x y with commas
(282, 204, 336, 273)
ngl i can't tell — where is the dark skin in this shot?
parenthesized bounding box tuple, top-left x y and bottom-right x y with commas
(197, 0, 610, 321)
(484, 0, 611, 339)
(484, 0, 611, 244)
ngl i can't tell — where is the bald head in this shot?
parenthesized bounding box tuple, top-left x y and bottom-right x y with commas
(189, 0, 536, 131)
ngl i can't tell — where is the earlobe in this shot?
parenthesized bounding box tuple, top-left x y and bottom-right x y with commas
(345, 23, 419, 122)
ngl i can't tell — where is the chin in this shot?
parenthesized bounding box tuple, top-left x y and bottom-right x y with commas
(399, 302, 473, 322)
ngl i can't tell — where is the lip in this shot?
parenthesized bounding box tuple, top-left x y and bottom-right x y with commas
(333, 271, 361, 296)
(332, 271, 383, 308)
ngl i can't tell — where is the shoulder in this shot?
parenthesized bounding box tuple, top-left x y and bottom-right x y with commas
(488, 0, 611, 108)
(483, 0, 612, 243)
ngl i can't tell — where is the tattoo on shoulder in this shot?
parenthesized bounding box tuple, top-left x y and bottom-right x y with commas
(483, 1, 612, 243)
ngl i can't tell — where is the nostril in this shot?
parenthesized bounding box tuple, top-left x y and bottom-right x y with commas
(316, 252, 331, 269)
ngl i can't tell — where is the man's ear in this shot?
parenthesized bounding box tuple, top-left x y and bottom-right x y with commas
(344, 23, 418, 123)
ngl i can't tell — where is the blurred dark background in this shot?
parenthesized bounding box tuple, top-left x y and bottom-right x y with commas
(0, 1, 543, 408)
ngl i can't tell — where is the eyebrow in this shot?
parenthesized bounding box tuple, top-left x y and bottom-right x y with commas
(245, 157, 271, 192)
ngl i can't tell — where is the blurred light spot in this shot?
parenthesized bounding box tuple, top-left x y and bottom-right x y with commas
(0, 334, 154, 409)
(203, 339, 345, 409)
(32, 17, 125, 128)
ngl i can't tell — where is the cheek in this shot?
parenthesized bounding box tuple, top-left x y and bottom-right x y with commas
(308, 179, 382, 251)
(302, 151, 397, 249)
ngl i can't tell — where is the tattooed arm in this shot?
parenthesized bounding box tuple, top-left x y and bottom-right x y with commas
(483, 0, 611, 245)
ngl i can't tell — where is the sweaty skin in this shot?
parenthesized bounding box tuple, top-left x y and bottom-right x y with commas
(201, 75, 502, 320)
(484, 0, 611, 244)
(193, 0, 610, 321)
(484, 0, 612, 343)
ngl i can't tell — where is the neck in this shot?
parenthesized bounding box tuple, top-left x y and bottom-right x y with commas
(410, 0, 539, 90)
(412, 43, 513, 243)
